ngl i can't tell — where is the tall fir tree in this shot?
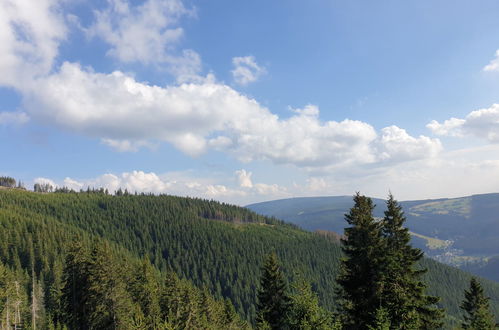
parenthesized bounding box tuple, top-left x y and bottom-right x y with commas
(85, 242, 136, 329)
(130, 258, 161, 328)
(287, 277, 335, 330)
(336, 193, 386, 329)
(61, 241, 92, 329)
(256, 252, 291, 330)
(381, 194, 444, 329)
(460, 277, 496, 329)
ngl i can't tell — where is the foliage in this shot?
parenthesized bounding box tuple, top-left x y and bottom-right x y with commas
(336, 193, 386, 328)
(34, 183, 54, 193)
(367, 307, 390, 330)
(381, 194, 444, 328)
(337, 194, 446, 329)
(287, 277, 333, 330)
(0, 176, 16, 188)
(0, 189, 499, 327)
(0, 189, 339, 322)
(460, 278, 496, 329)
(256, 253, 291, 329)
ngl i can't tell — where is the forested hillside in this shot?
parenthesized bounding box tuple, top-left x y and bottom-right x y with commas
(1, 189, 499, 328)
(247, 194, 499, 270)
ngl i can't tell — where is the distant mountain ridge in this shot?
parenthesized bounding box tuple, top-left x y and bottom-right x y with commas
(247, 193, 499, 280)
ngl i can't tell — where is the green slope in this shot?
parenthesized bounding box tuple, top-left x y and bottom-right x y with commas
(1, 189, 499, 326)
(0, 190, 249, 329)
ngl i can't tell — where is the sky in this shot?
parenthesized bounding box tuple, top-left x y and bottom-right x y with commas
(1, 0, 499, 205)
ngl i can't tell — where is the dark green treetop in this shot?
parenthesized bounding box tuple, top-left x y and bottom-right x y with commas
(381, 194, 444, 329)
(256, 252, 291, 329)
(460, 277, 496, 329)
(336, 193, 386, 329)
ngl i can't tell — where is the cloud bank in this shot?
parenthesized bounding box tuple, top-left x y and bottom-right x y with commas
(22, 64, 441, 170)
(427, 104, 499, 143)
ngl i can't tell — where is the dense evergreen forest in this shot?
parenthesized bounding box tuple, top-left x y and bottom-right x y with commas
(1, 184, 499, 328)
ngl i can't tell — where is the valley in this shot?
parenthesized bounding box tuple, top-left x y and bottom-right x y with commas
(247, 193, 499, 281)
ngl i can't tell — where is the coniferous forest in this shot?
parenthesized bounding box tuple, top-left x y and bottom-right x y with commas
(1, 183, 499, 329)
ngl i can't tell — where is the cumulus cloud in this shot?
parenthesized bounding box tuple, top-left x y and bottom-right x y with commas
(63, 171, 168, 194)
(0, 111, 29, 125)
(483, 50, 499, 72)
(219, 105, 379, 168)
(0, 0, 66, 88)
(377, 126, 442, 162)
(63, 177, 84, 190)
(231, 56, 266, 85)
(426, 118, 465, 137)
(21, 63, 440, 169)
(235, 169, 253, 188)
(87, 0, 200, 81)
(427, 104, 499, 142)
(47, 170, 289, 205)
(24, 62, 265, 157)
(34, 177, 58, 188)
(34, 144, 499, 205)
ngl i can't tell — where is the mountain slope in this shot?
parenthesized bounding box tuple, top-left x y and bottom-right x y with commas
(1, 189, 499, 325)
(247, 194, 499, 262)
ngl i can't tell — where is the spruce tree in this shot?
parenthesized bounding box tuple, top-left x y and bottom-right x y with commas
(460, 277, 496, 329)
(381, 194, 444, 328)
(256, 252, 291, 329)
(85, 242, 135, 329)
(130, 258, 161, 328)
(367, 307, 390, 330)
(337, 193, 386, 329)
(287, 278, 333, 330)
(61, 241, 92, 329)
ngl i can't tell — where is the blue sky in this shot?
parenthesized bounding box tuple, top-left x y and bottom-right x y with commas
(1, 0, 499, 204)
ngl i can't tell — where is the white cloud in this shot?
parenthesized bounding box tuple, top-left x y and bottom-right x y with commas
(219, 106, 379, 168)
(0, 0, 67, 88)
(426, 118, 465, 137)
(63, 177, 84, 190)
(64, 171, 168, 194)
(427, 104, 499, 143)
(377, 126, 442, 162)
(0, 111, 29, 125)
(483, 49, 499, 72)
(22, 63, 440, 170)
(332, 145, 499, 201)
(50, 170, 284, 204)
(234, 170, 289, 198)
(87, 0, 200, 81)
(231, 56, 266, 85)
(101, 138, 155, 152)
(35, 144, 499, 205)
(306, 177, 329, 193)
(34, 177, 57, 188)
(41, 169, 286, 204)
(235, 169, 253, 188)
(25, 62, 232, 157)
